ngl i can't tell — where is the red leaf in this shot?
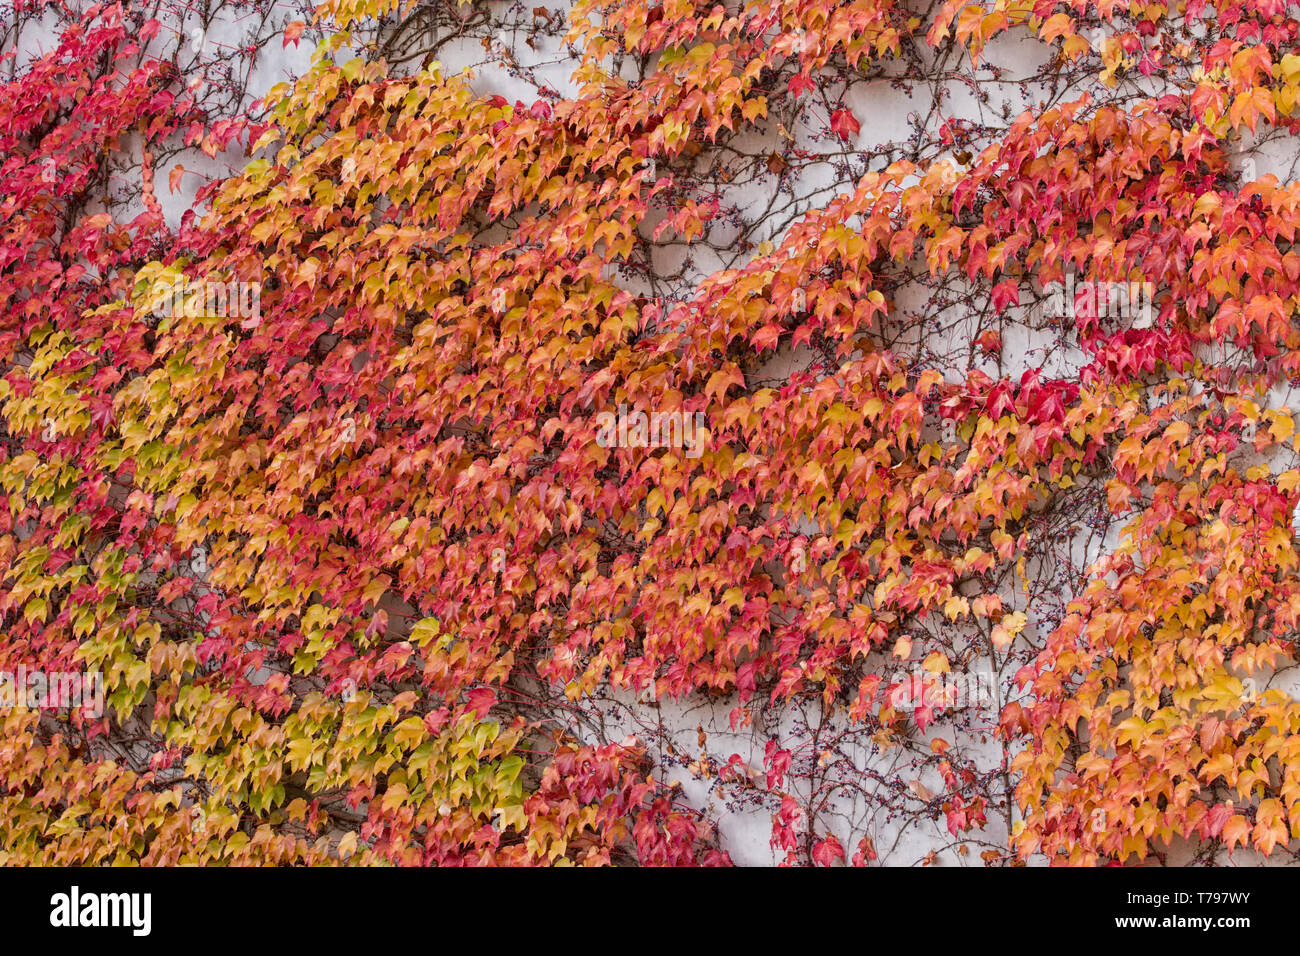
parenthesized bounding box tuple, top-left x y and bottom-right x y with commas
(283, 21, 305, 48)
(830, 108, 860, 141)
(788, 73, 816, 97)
(975, 329, 1001, 353)
(465, 687, 497, 719)
(752, 323, 783, 351)
(764, 740, 792, 789)
(946, 806, 968, 837)
(423, 708, 450, 734)
(851, 836, 877, 866)
(991, 280, 1019, 311)
(812, 835, 845, 866)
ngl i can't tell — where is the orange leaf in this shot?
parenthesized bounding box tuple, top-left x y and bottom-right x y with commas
(1223, 814, 1251, 851)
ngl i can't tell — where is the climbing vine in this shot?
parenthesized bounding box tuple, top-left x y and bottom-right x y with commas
(4, 0, 1300, 865)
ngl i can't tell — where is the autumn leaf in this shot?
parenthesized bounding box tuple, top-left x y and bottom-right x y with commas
(811, 835, 845, 866)
(830, 108, 860, 141)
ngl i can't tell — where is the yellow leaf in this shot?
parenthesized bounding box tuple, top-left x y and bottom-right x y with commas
(1000, 611, 1027, 634)
(991, 624, 1013, 650)
(362, 574, 391, 607)
(922, 651, 950, 674)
